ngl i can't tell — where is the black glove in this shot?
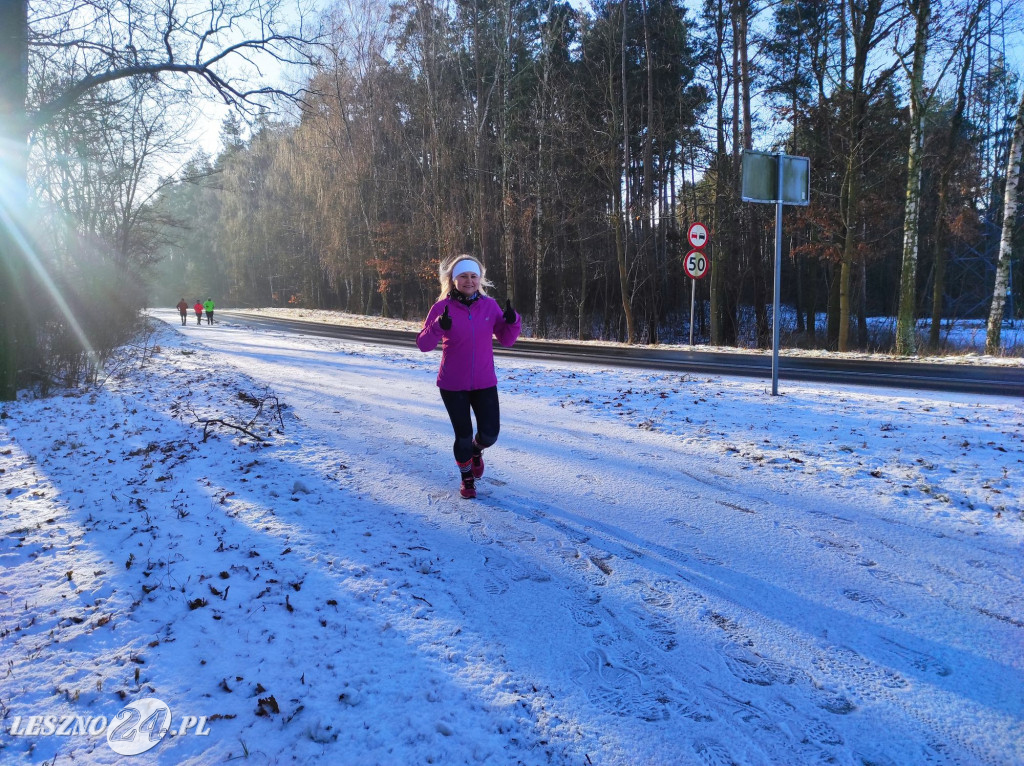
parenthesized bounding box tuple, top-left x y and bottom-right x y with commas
(503, 300, 516, 324)
(438, 305, 452, 331)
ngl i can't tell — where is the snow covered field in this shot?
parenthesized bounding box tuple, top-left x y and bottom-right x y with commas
(1, 309, 1021, 765)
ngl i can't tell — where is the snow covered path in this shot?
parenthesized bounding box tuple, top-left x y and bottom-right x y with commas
(1, 311, 1021, 765)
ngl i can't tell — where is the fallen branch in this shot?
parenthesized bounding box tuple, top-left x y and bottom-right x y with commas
(182, 388, 285, 443)
(197, 417, 265, 443)
(238, 388, 286, 433)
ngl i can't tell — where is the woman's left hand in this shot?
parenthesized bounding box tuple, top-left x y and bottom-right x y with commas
(503, 300, 516, 324)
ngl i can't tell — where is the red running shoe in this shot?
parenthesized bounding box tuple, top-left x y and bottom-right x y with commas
(460, 477, 476, 499)
(471, 452, 484, 479)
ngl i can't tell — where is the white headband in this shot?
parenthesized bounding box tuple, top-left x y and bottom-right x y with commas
(452, 259, 480, 279)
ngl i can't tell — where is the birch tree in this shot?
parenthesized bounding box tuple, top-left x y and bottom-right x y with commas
(893, 0, 930, 355)
(985, 84, 1024, 353)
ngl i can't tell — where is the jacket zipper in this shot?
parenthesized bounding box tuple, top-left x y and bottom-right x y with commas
(468, 308, 475, 389)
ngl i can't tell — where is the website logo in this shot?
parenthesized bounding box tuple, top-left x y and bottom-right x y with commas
(7, 697, 211, 755)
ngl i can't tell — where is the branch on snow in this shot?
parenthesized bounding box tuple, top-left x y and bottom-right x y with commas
(180, 388, 286, 443)
(196, 416, 266, 443)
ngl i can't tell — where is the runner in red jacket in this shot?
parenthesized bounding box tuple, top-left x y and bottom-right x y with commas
(176, 298, 189, 326)
(417, 255, 521, 498)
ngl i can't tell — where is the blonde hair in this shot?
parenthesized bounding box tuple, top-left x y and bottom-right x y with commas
(437, 254, 493, 301)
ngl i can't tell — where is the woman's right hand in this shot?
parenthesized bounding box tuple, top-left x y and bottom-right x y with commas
(438, 306, 452, 331)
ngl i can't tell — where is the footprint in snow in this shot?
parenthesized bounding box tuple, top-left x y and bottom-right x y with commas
(482, 552, 549, 587)
(720, 642, 778, 687)
(568, 603, 602, 628)
(468, 524, 494, 545)
(842, 589, 906, 619)
(666, 517, 705, 535)
(632, 609, 678, 652)
(966, 558, 1016, 582)
(546, 540, 605, 586)
(689, 548, 725, 566)
(494, 526, 536, 544)
(803, 719, 844, 746)
(692, 739, 740, 766)
(480, 574, 509, 596)
(879, 637, 951, 677)
(635, 581, 675, 611)
(810, 532, 862, 555)
(813, 645, 908, 701)
(573, 647, 668, 722)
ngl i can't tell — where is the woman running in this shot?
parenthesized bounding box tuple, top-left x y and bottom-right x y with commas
(416, 255, 521, 498)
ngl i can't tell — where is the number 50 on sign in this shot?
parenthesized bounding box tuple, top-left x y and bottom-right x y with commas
(684, 249, 708, 279)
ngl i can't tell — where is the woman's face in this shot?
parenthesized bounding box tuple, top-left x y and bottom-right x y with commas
(454, 271, 480, 295)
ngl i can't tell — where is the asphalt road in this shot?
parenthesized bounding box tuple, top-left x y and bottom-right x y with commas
(220, 311, 1024, 397)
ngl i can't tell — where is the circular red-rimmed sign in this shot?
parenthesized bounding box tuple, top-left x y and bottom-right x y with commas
(686, 222, 709, 250)
(684, 249, 709, 279)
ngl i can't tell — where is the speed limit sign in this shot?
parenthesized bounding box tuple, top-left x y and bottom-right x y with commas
(684, 249, 709, 279)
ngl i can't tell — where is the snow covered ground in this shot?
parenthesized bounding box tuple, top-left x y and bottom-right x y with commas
(1, 309, 1021, 766)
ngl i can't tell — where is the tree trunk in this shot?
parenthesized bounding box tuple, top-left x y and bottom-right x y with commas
(641, 0, 656, 344)
(895, 0, 931, 356)
(986, 85, 1024, 353)
(858, 249, 869, 345)
(827, 263, 840, 348)
(618, 0, 636, 344)
(579, 248, 589, 340)
(837, 0, 884, 351)
(709, 0, 728, 345)
(838, 150, 858, 350)
(930, 9, 981, 347)
(534, 2, 556, 337)
(804, 254, 818, 341)
(0, 0, 29, 400)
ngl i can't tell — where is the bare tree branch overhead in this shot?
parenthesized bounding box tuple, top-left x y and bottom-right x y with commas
(26, 0, 325, 132)
(0, 0, 325, 400)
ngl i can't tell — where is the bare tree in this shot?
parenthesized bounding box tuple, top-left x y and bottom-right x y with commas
(0, 0, 322, 399)
(985, 84, 1024, 353)
(27, 0, 319, 129)
(895, 0, 991, 354)
(893, 0, 931, 355)
(928, 5, 984, 347)
(836, 0, 903, 352)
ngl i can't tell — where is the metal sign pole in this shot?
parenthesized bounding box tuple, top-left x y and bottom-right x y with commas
(742, 149, 809, 396)
(689, 278, 696, 345)
(772, 153, 783, 396)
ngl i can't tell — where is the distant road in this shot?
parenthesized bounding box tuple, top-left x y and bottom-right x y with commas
(220, 311, 1024, 397)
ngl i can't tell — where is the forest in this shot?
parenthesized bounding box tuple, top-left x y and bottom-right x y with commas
(3, 0, 1024, 394)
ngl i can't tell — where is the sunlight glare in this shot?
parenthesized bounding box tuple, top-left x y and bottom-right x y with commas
(0, 152, 101, 375)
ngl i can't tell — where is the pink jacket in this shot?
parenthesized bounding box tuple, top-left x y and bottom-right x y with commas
(417, 295, 521, 391)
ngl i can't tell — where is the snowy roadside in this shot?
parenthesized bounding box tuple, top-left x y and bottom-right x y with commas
(234, 307, 1024, 365)
(1, 310, 1021, 765)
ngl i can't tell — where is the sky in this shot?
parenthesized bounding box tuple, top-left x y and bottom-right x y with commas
(1, 309, 1021, 765)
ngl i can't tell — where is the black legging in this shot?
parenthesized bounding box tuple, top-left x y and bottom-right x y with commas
(440, 386, 500, 464)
